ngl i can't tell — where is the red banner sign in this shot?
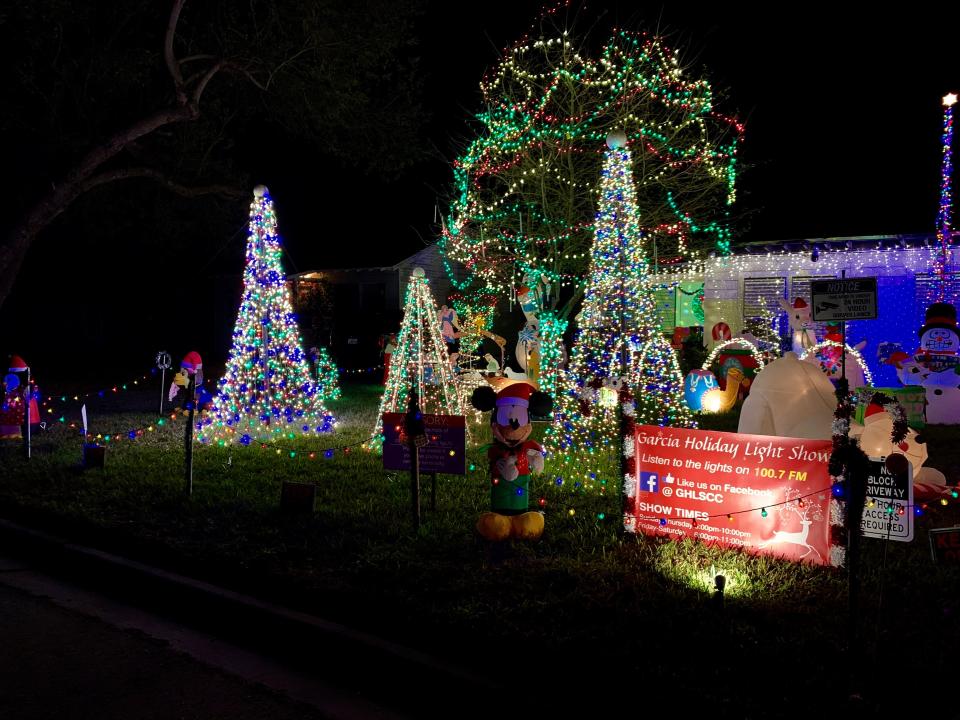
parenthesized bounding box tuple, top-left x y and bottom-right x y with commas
(625, 425, 836, 565)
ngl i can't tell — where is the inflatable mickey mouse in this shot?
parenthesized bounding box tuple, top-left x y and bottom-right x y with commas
(471, 380, 553, 541)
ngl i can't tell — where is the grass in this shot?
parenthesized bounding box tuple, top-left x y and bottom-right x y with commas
(2, 380, 960, 715)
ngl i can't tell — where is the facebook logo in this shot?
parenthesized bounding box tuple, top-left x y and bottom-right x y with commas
(640, 471, 659, 494)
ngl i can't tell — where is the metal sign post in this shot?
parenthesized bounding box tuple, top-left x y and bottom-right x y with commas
(184, 374, 196, 497)
(24, 365, 31, 460)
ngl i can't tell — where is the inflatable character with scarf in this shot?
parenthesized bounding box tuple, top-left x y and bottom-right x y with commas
(471, 381, 553, 541)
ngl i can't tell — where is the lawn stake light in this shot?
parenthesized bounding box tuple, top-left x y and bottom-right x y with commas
(156, 351, 172, 415)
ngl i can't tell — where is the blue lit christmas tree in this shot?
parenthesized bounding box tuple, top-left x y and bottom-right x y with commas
(546, 134, 692, 489)
(198, 185, 334, 445)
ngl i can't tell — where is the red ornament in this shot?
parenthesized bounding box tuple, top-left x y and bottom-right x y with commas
(711, 322, 731, 341)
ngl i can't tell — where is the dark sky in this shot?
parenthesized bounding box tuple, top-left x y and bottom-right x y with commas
(269, 1, 959, 271)
(2, 1, 958, 378)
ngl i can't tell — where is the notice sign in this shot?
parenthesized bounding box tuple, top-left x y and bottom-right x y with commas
(811, 277, 878, 321)
(382, 413, 466, 475)
(625, 426, 834, 565)
(860, 457, 913, 542)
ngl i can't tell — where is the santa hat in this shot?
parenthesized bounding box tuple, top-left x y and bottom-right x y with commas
(863, 401, 887, 424)
(792, 298, 809, 309)
(471, 379, 553, 417)
(8, 355, 28, 373)
(181, 351, 203, 374)
(496, 381, 534, 407)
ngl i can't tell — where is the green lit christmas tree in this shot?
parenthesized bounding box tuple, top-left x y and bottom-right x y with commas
(311, 346, 341, 401)
(198, 186, 334, 445)
(369, 268, 467, 446)
(546, 135, 692, 490)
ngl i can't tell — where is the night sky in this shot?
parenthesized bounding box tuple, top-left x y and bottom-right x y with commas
(2, 1, 957, 379)
(267, 2, 958, 269)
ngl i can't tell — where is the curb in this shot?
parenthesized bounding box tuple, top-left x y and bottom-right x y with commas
(0, 517, 504, 717)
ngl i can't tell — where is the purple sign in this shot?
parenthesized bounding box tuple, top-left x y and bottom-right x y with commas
(382, 413, 466, 475)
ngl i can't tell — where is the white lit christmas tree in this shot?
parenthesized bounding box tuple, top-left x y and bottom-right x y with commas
(546, 134, 692, 489)
(369, 268, 467, 445)
(743, 297, 782, 361)
(198, 185, 334, 445)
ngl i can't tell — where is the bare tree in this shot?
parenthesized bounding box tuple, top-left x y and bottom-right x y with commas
(0, 0, 425, 310)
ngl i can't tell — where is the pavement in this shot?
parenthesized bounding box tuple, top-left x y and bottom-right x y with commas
(0, 518, 504, 719)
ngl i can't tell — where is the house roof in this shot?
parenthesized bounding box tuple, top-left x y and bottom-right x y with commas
(733, 231, 957, 256)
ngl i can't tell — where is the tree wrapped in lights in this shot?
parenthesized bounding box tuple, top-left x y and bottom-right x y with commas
(930, 92, 957, 304)
(198, 186, 334, 445)
(546, 136, 692, 488)
(369, 268, 467, 445)
(312, 347, 341, 401)
(742, 297, 783, 361)
(439, 20, 741, 394)
(631, 334, 694, 428)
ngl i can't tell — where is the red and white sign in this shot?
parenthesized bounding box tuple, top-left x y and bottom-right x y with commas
(625, 426, 835, 565)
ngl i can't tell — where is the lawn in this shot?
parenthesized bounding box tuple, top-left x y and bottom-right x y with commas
(2, 378, 959, 716)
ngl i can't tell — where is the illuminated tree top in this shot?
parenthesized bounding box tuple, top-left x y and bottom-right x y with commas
(440, 25, 742, 307)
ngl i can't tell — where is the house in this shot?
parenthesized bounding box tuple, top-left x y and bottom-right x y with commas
(288, 244, 467, 369)
(651, 232, 959, 387)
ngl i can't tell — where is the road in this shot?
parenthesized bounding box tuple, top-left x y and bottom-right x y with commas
(0, 554, 402, 720)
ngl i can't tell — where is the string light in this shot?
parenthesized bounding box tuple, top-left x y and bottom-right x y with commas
(798, 340, 874, 385)
(930, 92, 956, 304)
(438, 25, 741, 392)
(368, 269, 468, 447)
(547, 139, 693, 488)
(197, 186, 335, 445)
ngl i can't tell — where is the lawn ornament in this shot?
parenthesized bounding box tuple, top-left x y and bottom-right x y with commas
(889, 303, 960, 423)
(701, 367, 744, 414)
(381, 334, 398, 384)
(439, 304, 462, 347)
(778, 298, 818, 355)
(471, 381, 553, 541)
(800, 324, 869, 389)
(683, 369, 718, 411)
(1, 372, 23, 439)
(6, 355, 40, 433)
(850, 397, 947, 498)
(711, 322, 731, 343)
(738, 352, 837, 439)
(169, 351, 203, 404)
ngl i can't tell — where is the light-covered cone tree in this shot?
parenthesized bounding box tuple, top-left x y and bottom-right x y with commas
(546, 135, 693, 491)
(312, 346, 341, 401)
(369, 268, 467, 446)
(198, 185, 335, 445)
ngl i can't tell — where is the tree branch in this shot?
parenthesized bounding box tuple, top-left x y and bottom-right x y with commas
(78, 167, 247, 200)
(164, 0, 188, 103)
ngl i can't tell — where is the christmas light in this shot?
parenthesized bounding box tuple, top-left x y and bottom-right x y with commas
(438, 26, 741, 391)
(930, 92, 957, 304)
(799, 341, 874, 386)
(369, 269, 468, 446)
(547, 139, 693, 488)
(311, 347, 341, 401)
(198, 186, 334, 444)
